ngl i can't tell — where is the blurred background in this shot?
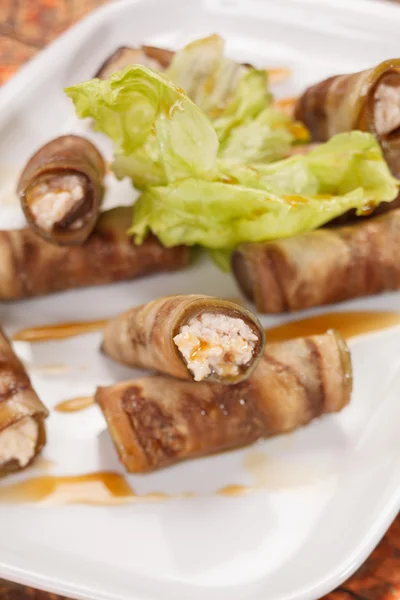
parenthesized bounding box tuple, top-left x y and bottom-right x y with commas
(0, 0, 108, 85)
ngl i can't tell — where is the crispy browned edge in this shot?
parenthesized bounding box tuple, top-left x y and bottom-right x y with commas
(17, 135, 106, 246)
(0, 207, 190, 300)
(0, 328, 48, 476)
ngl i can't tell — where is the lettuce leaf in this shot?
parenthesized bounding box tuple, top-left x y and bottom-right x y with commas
(130, 132, 399, 248)
(218, 107, 309, 164)
(223, 131, 398, 198)
(66, 39, 307, 186)
(211, 69, 272, 141)
(165, 35, 258, 134)
(207, 248, 234, 272)
(65, 65, 218, 187)
(66, 65, 398, 258)
(165, 35, 307, 160)
(165, 35, 309, 161)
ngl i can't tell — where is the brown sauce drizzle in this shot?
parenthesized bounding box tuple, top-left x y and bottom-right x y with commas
(273, 96, 297, 115)
(33, 456, 56, 471)
(14, 309, 397, 347)
(0, 449, 329, 504)
(266, 67, 292, 84)
(242, 450, 270, 486)
(13, 319, 108, 342)
(217, 452, 269, 496)
(30, 363, 71, 375)
(0, 471, 254, 504)
(217, 484, 249, 497)
(266, 311, 400, 343)
(0, 472, 168, 506)
(54, 396, 94, 413)
(284, 195, 308, 205)
(189, 340, 210, 361)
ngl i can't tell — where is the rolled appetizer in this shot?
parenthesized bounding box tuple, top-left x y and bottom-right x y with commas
(0, 327, 48, 475)
(17, 135, 106, 246)
(96, 331, 352, 473)
(295, 59, 400, 214)
(67, 56, 399, 252)
(102, 295, 265, 384)
(95, 43, 285, 83)
(0, 208, 189, 300)
(232, 209, 400, 313)
(95, 45, 173, 79)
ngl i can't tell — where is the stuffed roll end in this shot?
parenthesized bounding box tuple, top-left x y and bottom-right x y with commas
(102, 295, 266, 384)
(17, 135, 106, 246)
(96, 331, 352, 474)
(0, 328, 48, 476)
(0, 413, 47, 476)
(172, 299, 265, 384)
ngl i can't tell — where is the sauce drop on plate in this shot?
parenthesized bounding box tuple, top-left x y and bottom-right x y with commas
(242, 450, 270, 487)
(266, 67, 292, 84)
(31, 363, 71, 375)
(217, 484, 249, 497)
(0, 472, 168, 506)
(54, 396, 94, 413)
(266, 311, 400, 343)
(33, 456, 56, 471)
(13, 319, 108, 342)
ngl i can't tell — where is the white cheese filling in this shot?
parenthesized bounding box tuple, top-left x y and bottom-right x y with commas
(374, 83, 400, 136)
(173, 312, 258, 381)
(29, 174, 85, 231)
(0, 416, 38, 469)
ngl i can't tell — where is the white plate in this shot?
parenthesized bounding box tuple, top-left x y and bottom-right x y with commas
(1, 0, 400, 599)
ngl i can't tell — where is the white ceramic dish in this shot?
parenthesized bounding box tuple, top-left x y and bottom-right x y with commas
(1, 0, 400, 599)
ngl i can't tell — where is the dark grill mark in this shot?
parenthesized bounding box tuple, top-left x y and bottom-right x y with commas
(304, 339, 325, 418)
(122, 386, 185, 467)
(0, 382, 30, 404)
(265, 247, 289, 312)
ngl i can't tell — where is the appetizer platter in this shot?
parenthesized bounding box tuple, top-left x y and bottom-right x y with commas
(1, 0, 400, 599)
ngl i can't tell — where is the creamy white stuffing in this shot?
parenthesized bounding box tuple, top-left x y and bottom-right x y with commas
(374, 83, 400, 136)
(173, 312, 257, 381)
(0, 417, 38, 468)
(29, 174, 85, 231)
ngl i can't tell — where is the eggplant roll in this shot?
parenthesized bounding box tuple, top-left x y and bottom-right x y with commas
(96, 331, 351, 473)
(0, 327, 48, 475)
(102, 295, 265, 384)
(295, 60, 400, 200)
(0, 208, 189, 301)
(17, 135, 106, 245)
(95, 45, 256, 80)
(232, 209, 400, 313)
(95, 45, 173, 79)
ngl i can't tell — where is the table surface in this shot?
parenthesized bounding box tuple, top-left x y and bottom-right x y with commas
(0, 1, 400, 598)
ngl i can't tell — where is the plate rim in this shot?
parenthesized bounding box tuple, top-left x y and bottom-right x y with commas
(1, 0, 400, 598)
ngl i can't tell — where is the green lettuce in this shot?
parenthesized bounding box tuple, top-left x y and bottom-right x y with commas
(210, 69, 271, 141)
(220, 131, 398, 198)
(218, 107, 308, 164)
(165, 35, 266, 138)
(165, 34, 307, 161)
(65, 65, 218, 187)
(66, 40, 307, 184)
(66, 66, 398, 261)
(130, 132, 398, 249)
